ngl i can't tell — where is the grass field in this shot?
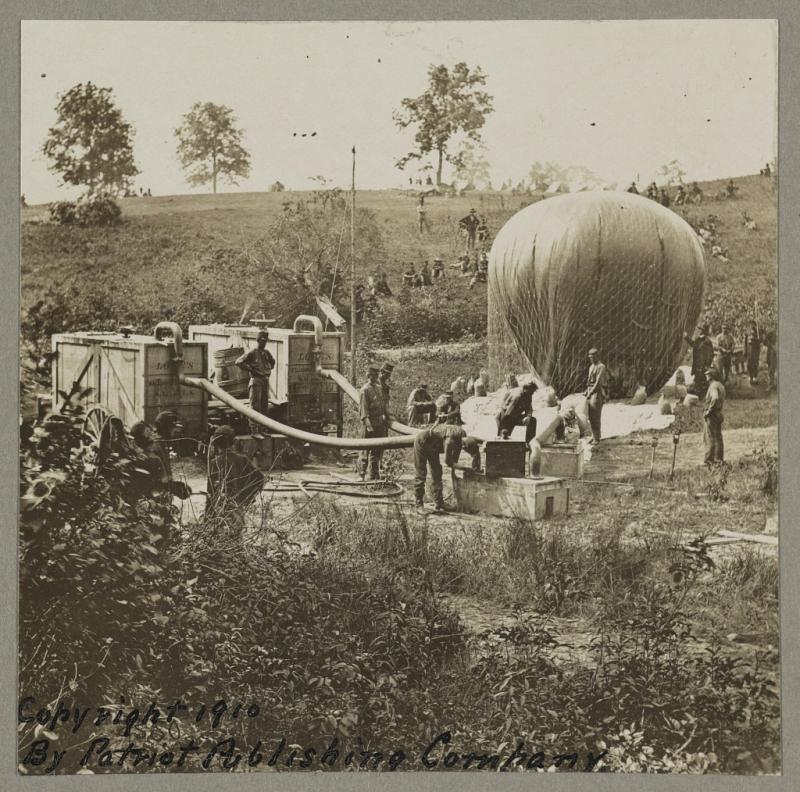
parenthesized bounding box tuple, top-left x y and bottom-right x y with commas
(19, 174, 781, 774)
(21, 173, 776, 346)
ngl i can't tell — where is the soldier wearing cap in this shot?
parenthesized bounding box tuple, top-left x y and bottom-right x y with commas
(703, 367, 725, 464)
(130, 419, 191, 501)
(585, 348, 609, 444)
(435, 390, 462, 425)
(358, 365, 389, 480)
(714, 324, 735, 384)
(236, 330, 276, 433)
(459, 208, 480, 250)
(414, 423, 482, 511)
(206, 425, 264, 525)
(683, 325, 715, 397)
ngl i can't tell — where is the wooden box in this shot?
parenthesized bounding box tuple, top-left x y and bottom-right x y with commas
(540, 443, 584, 479)
(483, 439, 528, 478)
(52, 331, 208, 437)
(188, 323, 345, 432)
(453, 467, 570, 519)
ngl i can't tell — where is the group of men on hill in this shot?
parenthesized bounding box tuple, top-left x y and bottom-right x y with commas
(628, 180, 706, 206)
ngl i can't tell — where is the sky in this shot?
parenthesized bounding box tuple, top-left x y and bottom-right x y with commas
(21, 19, 777, 202)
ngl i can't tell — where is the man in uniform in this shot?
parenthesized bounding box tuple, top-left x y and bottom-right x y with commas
(627, 181, 639, 194)
(414, 422, 482, 511)
(379, 363, 395, 421)
(683, 325, 715, 397)
(703, 368, 725, 465)
(585, 348, 609, 444)
(130, 419, 191, 502)
(714, 324, 735, 384)
(402, 264, 416, 288)
(406, 383, 436, 426)
(236, 331, 276, 433)
(417, 196, 431, 234)
(206, 425, 265, 527)
(435, 391, 462, 425)
(496, 380, 538, 442)
(358, 366, 389, 480)
(458, 209, 480, 250)
(431, 256, 445, 279)
(745, 322, 762, 386)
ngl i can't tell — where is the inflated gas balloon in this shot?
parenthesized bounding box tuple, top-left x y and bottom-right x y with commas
(488, 192, 706, 397)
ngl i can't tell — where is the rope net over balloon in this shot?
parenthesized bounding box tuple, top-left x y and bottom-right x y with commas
(488, 192, 707, 398)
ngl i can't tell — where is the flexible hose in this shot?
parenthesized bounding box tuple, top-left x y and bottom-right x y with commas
(181, 375, 417, 450)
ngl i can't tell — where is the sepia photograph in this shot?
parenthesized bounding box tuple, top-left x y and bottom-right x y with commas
(17, 15, 780, 776)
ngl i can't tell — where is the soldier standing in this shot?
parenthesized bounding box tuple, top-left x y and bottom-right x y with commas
(714, 324, 735, 384)
(683, 325, 715, 397)
(236, 331, 276, 433)
(585, 348, 609, 444)
(459, 209, 480, 250)
(357, 366, 389, 480)
(703, 368, 725, 465)
(745, 322, 762, 386)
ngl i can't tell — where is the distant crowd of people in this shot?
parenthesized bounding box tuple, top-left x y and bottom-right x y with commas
(627, 177, 746, 207)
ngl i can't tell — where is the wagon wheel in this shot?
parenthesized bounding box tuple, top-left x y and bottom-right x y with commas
(82, 408, 131, 466)
(81, 406, 109, 451)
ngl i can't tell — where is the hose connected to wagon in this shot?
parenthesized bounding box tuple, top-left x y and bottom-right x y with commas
(153, 320, 418, 450)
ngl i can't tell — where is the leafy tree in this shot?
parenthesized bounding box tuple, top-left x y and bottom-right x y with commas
(658, 159, 687, 186)
(528, 161, 564, 191)
(454, 140, 492, 190)
(394, 62, 494, 187)
(42, 82, 139, 197)
(174, 102, 251, 193)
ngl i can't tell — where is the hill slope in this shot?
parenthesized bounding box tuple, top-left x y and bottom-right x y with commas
(21, 174, 776, 354)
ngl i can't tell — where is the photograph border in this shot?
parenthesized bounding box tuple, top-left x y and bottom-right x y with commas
(3, 2, 797, 790)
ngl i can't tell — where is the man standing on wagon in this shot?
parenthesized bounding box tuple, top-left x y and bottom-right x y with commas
(236, 330, 276, 433)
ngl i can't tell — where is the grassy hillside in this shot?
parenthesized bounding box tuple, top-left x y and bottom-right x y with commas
(21, 173, 776, 358)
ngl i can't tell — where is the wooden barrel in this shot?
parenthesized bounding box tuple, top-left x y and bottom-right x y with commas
(214, 347, 249, 397)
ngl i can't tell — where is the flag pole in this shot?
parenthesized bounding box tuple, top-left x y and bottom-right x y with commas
(349, 145, 357, 382)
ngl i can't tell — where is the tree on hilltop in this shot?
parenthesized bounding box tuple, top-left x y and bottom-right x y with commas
(174, 102, 251, 193)
(42, 82, 139, 198)
(454, 140, 492, 190)
(393, 62, 494, 187)
(658, 159, 687, 186)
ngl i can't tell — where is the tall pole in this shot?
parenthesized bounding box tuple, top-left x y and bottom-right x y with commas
(349, 145, 357, 382)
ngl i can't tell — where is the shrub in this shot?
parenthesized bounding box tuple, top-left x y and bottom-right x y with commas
(48, 196, 122, 227)
(77, 195, 122, 226)
(48, 200, 78, 225)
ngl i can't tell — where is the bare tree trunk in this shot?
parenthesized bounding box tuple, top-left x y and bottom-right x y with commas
(437, 147, 444, 187)
(212, 151, 217, 194)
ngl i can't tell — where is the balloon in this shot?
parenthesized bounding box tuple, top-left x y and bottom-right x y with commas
(488, 192, 706, 397)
